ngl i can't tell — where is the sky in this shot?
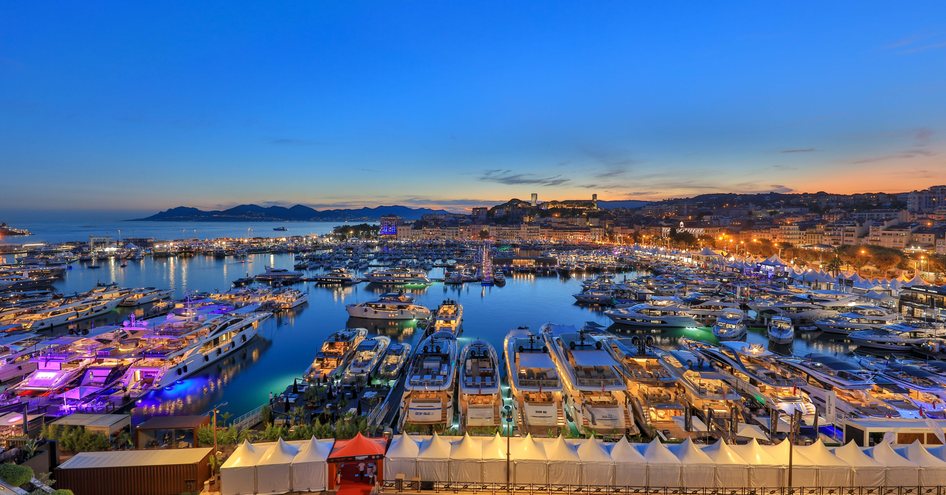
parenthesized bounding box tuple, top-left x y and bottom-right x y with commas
(1, 1, 945, 218)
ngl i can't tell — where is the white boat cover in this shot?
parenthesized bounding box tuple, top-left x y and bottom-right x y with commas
(384, 433, 419, 480)
(510, 434, 547, 484)
(731, 439, 783, 488)
(291, 437, 333, 493)
(576, 436, 614, 486)
(866, 441, 919, 486)
(670, 439, 713, 488)
(449, 434, 484, 483)
(256, 438, 299, 495)
(896, 441, 946, 486)
(221, 440, 265, 495)
(544, 436, 581, 486)
(417, 433, 452, 482)
(796, 439, 852, 487)
(609, 436, 646, 487)
(642, 438, 681, 487)
(481, 433, 509, 484)
(832, 442, 885, 487)
(702, 439, 748, 488)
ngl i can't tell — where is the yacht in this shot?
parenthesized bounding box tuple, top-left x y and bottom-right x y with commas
(492, 270, 506, 287)
(119, 287, 173, 307)
(849, 323, 946, 351)
(542, 324, 638, 438)
(573, 289, 616, 306)
(18, 296, 124, 331)
(271, 288, 308, 310)
(815, 305, 900, 336)
(0, 333, 51, 383)
(604, 303, 699, 329)
(375, 343, 411, 381)
(606, 336, 685, 438)
(400, 330, 458, 432)
(364, 267, 430, 286)
(658, 349, 741, 421)
(458, 339, 502, 432)
(686, 340, 817, 424)
(311, 268, 360, 285)
(254, 266, 303, 285)
(766, 316, 794, 344)
(712, 309, 748, 341)
(346, 293, 431, 321)
(504, 327, 564, 435)
(341, 335, 390, 384)
(305, 328, 367, 381)
(432, 299, 463, 334)
(870, 362, 946, 416)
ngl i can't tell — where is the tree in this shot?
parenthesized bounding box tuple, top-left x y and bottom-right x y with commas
(824, 257, 842, 276)
(0, 463, 34, 487)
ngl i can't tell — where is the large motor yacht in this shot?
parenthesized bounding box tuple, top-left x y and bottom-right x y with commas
(711, 309, 748, 341)
(345, 293, 431, 321)
(458, 339, 502, 432)
(604, 302, 699, 329)
(542, 324, 638, 438)
(606, 336, 686, 439)
(375, 342, 411, 381)
(341, 335, 390, 384)
(658, 349, 742, 422)
(815, 305, 900, 336)
(400, 330, 458, 432)
(504, 327, 564, 436)
(849, 323, 946, 351)
(432, 299, 463, 334)
(767, 316, 795, 344)
(364, 267, 430, 286)
(119, 287, 173, 307)
(305, 328, 368, 381)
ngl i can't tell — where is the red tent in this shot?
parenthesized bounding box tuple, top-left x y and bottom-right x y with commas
(328, 433, 388, 460)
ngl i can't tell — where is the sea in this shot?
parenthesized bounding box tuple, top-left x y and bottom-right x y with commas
(1, 220, 859, 422)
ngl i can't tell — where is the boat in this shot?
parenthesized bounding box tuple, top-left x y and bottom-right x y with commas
(270, 288, 308, 310)
(364, 267, 430, 286)
(504, 327, 564, 436)
(18, 296, 124, 331)
(375, 343, 411, 381)
(815, 305, 900, 336)
(119, 287, 173, 307)
(492, 270, 506, 287)
(345, 293, 431, 321)
(849, 323, 946, 351)
(458, 339, 502, 432)
(400, 330, 458, 432)
(232, 275, 255, 287)
(273, 226, 288, 232)
(604, 303, 699, 329)
(658, 349, 742, 422)
(305, 328, 368, 381)
(431, 299, 462, 334)
(311, 268, 359, 285)
(0, 223, 31, 236)
(254, 266, 303, 285)
(766, 316, 794, 344)
(542, 323, 638, 438)
(712, 309, 747, 341)
(341, 335, 390, 384)
(0, 333, 49, 383)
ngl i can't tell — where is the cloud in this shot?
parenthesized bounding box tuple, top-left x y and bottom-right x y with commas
(850, 149, 937, 164)
(270, 137, 320, 146)
(914, 128, 934, 146)
(779, 147, 817, 153)
(769, 184, 794, 193)
(595, 167, 629, 179)
(479, 169, 570, 186)
(885, 35, 946, 54)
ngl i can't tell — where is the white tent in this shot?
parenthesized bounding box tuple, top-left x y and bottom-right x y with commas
(449, 434, 484, 483)
(832, 442, 885, 487)
(669, 439, 713, 488)
(510, 434, 547, 484)
(896, 441, 946, 486)
(291, 437, 333, 493)
(866, 441, 919, 486)
(609, 437, 646, 487)
(767, 440, 817, 487)
(384, 433, 420, 480)
(544, 436, 581, 486)
(481, 433, 509, 484)
(417, 433, 452, 482)
(702, 440, 748, 488)
(642, 438, 681, 487)
(257, 438, 299, 495)
(221, 440, 265, 495)
(576, 436, 613, 486)
(797, 439, 851, 487)
(731, 439, 783, 488)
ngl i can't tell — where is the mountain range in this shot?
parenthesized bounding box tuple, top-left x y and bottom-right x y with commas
(135, 204, 452, 222)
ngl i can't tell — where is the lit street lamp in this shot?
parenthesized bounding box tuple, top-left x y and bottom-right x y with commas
(212, 402, 229, 458)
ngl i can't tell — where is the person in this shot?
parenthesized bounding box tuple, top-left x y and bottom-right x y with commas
(357, 461, 366, 480)
(336, 463, 344, 487)
(367, 461, 377, 484)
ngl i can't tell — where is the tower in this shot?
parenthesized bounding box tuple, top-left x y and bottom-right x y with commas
(531, 193, 538, 206)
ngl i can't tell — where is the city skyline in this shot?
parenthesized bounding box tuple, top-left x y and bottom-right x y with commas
(2, 2, 946, 218)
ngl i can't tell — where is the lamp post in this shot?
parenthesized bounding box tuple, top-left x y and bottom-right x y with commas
(212, 402, 229, 458)
(502, 404, 513, 491)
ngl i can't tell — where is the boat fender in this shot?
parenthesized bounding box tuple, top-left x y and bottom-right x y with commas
(595, 341, 602, 350)
(177, 368, 183, 375)
(205, 355, 209, 362)
(183, 366, 188, 373)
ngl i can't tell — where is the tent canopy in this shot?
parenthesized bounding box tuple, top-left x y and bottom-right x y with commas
(329, 433, 387, 460)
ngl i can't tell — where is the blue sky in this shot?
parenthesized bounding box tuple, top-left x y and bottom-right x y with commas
(1, 1, 945, 217)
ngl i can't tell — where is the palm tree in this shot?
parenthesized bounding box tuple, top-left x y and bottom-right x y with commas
(824, 256, 842, 277)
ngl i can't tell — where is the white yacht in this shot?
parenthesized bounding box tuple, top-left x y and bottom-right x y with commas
(376, 343, 411, 381)
(606, 337, 685, 438)
(658, 349, 741, 421)
(312, 268, 360, 285)
(255, 266, 303, 284)
(766, 316, 795, 344)
(712, 309, 747, 341)
(400, 330, 458, 432)
(542, 324, 638, 438)
(604, 303, 699, 329)
(305, 328, 367, 381)
(271, 288, 308, 310)
(19, 296, 124, 331)
(119, 287, 173, 307)
(458, 339, 502, 432)
(341, 335, 390, 383)
(0, 333, 51, 383)
(346, 293, 431, 321)
(815, 305, 900, 336)
(849, 323, 946, 351)
(504, 327, 564, 435)
(364, 267, 430, 286)
(432, 299, 462, 334)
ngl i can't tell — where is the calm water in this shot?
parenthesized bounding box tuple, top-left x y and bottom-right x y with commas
(21, 254, 858, 421)
(1, 220, 349, 244)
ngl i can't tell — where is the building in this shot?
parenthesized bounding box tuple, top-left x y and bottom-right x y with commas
(530, 193, 538, 207)
(379, 216, 399, 236)
(898, 285, 946, 322)
(55, 447, 213, 495)
(907, 185, 946, 213)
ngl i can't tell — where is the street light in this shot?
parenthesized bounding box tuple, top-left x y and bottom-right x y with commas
(212, 402, 229, 458)
(502, 404, 513, 490)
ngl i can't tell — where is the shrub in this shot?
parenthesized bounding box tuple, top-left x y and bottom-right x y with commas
(0, 463, 34, 487)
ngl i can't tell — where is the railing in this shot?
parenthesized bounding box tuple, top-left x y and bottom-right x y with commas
(380, 481, 944, 495)
(230, 403, 265, 430)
